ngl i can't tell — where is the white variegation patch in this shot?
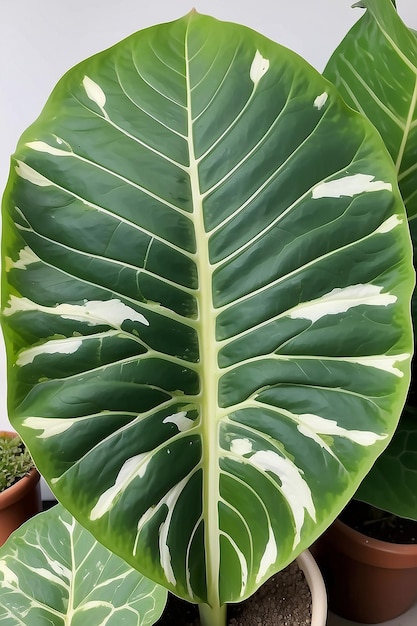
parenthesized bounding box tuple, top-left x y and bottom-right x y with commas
(42, 556, 71, 582)
(15, 160, 51, 187)
(229, 441, 315, 547)
(163, 411, 194, 432)
(3, 296, 149, 328)
(23, 565, 67, 588)
(17, 337, 83, 366)
(59, 514, 76, 535)
(230, 438, 253, 455)
(158, 480, 187, 586)
(345, 353, 410, 378)
(296, 412, 387, 458)
(288, 284, 396, 323)
(222, 534, 248, 596)
(250, 450, 315, 548)
(62, 299, 149, 327)
(312, 173, 392, 198)
(256, 525, 277, 583)
(250, 50, 270, 86)
(90, 453, 150, 520)
(314, 92, 328, 110)
(134, 476, 190, 588)
(83, 75, 106, 109)
(22, 416, 78, 438)
(5, 246, 40, 272)
(76, 601, 114, 613)
(26, 140, 71, 157)
(0, 560, 19, 588)
(375, 214, 403, 234)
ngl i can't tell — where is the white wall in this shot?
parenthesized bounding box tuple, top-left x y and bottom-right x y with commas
(0, 0, 416, 433)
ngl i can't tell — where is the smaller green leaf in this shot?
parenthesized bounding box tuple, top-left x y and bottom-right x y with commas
(0, 504, 167, 626)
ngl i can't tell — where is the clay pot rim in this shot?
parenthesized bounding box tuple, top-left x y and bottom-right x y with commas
(328, 517, 417, 568)
(0, 431, 40, 510)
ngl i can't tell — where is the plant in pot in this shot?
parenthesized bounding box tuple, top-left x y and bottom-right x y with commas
(0, 430, 41, 545)
(312, 0, 417, 622)
(0, 8, 415, 626)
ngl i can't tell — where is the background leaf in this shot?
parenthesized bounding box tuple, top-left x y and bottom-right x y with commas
(324, 0, 417, 517)
(1, 11, 414, 607)
(355, 405, 417, 518)
(324, 0, 417, 219)
(0, 504, 167, 626)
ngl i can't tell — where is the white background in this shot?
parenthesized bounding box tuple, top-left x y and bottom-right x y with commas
(0, 0, 416, 433)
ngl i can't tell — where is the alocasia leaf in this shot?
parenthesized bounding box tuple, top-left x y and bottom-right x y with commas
(324, 0, 417, 219)
(324, 0, 417, 518)
(0, 504, 167, 625)
(1, 11, 414, 616)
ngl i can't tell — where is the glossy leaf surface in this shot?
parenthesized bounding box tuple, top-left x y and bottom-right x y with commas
(324, 0, 417, 219)
(0, 504, 167, 625)
(324, 0, 417, 517)
(1, 12, 414, 608)
(355, 405, 417, 518)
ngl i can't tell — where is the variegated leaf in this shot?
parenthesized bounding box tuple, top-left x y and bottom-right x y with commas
(324, 0, 417, 219)
(324, 0, 417, 518)
(1, 11, 414, 612)
(0, 504, 167, 625)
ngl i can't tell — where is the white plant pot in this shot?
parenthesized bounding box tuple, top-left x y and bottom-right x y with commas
(297, 549, 328, 626)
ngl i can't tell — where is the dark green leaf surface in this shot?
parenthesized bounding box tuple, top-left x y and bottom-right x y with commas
(0, 504, 166, 625)
(356, 405, 417, 518)
(1, 12, 414, 608)
(324, 0, 417, 518)
(324, 0, 417, 219)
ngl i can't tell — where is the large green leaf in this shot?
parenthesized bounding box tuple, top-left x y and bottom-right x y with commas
(1, 11, 414, 612)
(323, 0, 417, 517)
(0, 504, 167, 625)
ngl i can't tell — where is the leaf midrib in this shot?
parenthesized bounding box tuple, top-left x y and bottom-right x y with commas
(185, 19, 221, 608)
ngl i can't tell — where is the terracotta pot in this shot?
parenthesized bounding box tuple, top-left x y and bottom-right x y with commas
(313, 517, 417, 623)
(0, 431, 42, 546)
(297, 549, 328, 626)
